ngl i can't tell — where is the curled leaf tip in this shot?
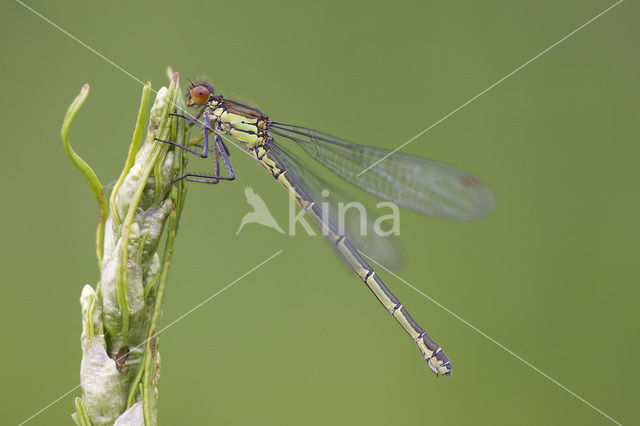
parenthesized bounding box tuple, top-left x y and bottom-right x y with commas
(62, 84, 107, 265)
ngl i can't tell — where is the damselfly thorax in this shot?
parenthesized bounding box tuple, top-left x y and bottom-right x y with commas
(205, 97, 295, 181)
(207, 96, 271, 148)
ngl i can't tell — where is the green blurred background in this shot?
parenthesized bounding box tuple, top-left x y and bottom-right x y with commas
(1, 0, 638, 424)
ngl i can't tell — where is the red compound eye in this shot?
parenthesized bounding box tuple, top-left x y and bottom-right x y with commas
(190, 84, 211, 105)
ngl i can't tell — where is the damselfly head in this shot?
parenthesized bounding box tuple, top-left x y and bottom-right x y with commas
(187, 82, 214, 106)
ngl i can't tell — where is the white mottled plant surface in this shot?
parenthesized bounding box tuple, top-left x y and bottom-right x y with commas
(62, 70, 189, 426)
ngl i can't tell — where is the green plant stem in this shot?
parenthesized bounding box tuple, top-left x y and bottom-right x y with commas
(110, 82, 152, 227)
(114, 76, 178, 342)
(73, 397, 91, 426)
(142, 100, 188, 423)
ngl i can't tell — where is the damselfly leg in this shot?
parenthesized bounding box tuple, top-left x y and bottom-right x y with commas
(174, 133, 236, 184)
(155, 110, 236, 183)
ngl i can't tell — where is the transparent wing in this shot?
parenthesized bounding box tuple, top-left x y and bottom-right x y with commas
(267, 140, 404, 269)
(268, 123, 495, 221)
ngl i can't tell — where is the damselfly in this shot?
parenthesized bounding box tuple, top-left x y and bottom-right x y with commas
(156, 81, 495, 376)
